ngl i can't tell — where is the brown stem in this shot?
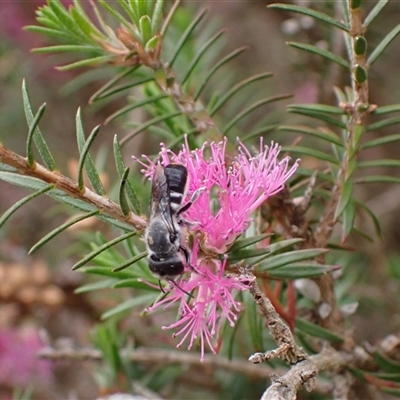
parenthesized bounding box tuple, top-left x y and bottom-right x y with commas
(0, 143, 147, 231)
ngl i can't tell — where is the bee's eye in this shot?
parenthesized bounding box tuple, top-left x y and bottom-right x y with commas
(169, 233, 177, 243)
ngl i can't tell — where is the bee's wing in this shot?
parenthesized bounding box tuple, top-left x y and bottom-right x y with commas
(150, 165, 178, 234)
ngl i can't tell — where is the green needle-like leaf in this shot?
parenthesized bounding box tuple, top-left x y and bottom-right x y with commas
(151, 0, 164, 34)
(281, 146, 340, 165)
(223, 94, 291, 134)
(89, 67, 141, 103)
(372, 104, 400, 115)
(0, 184, 54, 229)
(194, 46, 248, 101)
(75, 279, 117, 294)
(76, 124, 103, 193)
(361, 134, 400, 149)
(355, 175, 400, 185)
(295, 317, 344, 342)
(112, 251, 148, 272)
(210, 72, 273, 116)
(101, 294, 156, 320)
(287, 104, 345, 115)
(356, 200, 381, 238)
(287, 108, 347, 129)
(288, 42, 350, 69)
(113, 136, 142, 215)
(278, 125, 342, 147)
(367, 24, 400, 66)
(26, 103, 47, 167)
(358, 159, 400, 168)
(244, 291, 263, 351)
(367, 116, 400, 132)
(76, 110, 105, 195)
(181, 28, 226, 85)
(364, 0, 389, 27)
(56, 55, 115, 71)
(72, 231, 137, 270)
(105, 93, 168, 124)
(22, 80, 56, 170)
(120, 110, 182, 145)
(29, 210, 100, 254)
(168, 8, 208, 67)
(342, 198, 355, 241)
(228, 233, 273, 253)
(268, 4, 349, 32)
(258, 248, 329, 272)
(267, 263, 338, 279)
(335, 179, 353, 220)
(119, 168, 131, 217)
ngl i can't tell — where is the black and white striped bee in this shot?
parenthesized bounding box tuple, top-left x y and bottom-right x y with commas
(145, 164, 198, 280)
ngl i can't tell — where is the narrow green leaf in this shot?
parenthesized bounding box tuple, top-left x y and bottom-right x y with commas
(76, 110, 105, 195)
(373, 351, 400, 373)
(101, 294, 156, 320)
(105, 93, 168, 124)
(267, 263, 337, 279)
(119, 168, 131, 217)
(335, 179, 353, 220)
(56, 55, 115, 71)
(210, 72, 273, 115)
(223, 94, 292, 134)
(89, 67, 141, 103)
(182, 29, 226, 85)
(29, 210, 100, 254)
(372, 104, 400, 116)
(288, 42, 350, 69)
(0, 172, 49, 191)
(367, 116, 400, 132)
(113, 136, 142, 215)
(342, 198, 356, 241)
(258, 248, 329, 272)
(26, 103, 47, 167)
(228, 248, 272, 263)
(364, 0, 389, 27)
(194, 46, 248, 101)
(75, 279, 116, 293)
(112, 251, 148, 272)
(120, 110, 182, 145)
(281, 146, 340, 165)
(139, 15, 152, 44)
(268, 4, 349, 32)
(278, 125, 342, 147)
(288, 104, 345, 115)
(168, 8, 208, 67)
(295, 317, 344, 342)
(77, 124, 102, 192)
(113, 278, 157, 290)
(361, 134, 400, 149)
(355, 200, 382, 238)
(0, 184, 53, 229)
(22, 80, 56, 170)
(71, 3, 105, 39)
(287, 108, 347, 129)
(244, 291, 263, 351)
(368, 24, 400, 66)
(24, 25, 72, 40)
(151, 0, 164, 34)
(32, 45, 101, 54)
(243, 124, 279, 142)
(98, 0, 141, 42)
(358, 159, 400, 168)
(355, 175, 400, 184)
(48, 0, 86, 41)
(229, 233, 273, 253)
(72, 231, 137, 270)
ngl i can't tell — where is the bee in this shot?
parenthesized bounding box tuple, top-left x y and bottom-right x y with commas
(145, 164, 197, 281)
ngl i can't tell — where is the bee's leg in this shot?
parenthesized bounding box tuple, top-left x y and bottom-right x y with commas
(166, 277, 194, 298)
(177, 187, 206, 215)
(158, 280, 166, 293)
(180, 245, 204, 277)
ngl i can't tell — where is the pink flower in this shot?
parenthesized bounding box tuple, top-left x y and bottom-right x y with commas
(134, 136, 299, 359)
(136, 137, 299, 253)
(145, 237, 250, 361)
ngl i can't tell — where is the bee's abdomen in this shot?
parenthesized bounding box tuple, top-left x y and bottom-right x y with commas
(164, 164, 188, 212)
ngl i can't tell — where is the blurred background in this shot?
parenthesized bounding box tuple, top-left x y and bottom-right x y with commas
(1, 1, 400, 399)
